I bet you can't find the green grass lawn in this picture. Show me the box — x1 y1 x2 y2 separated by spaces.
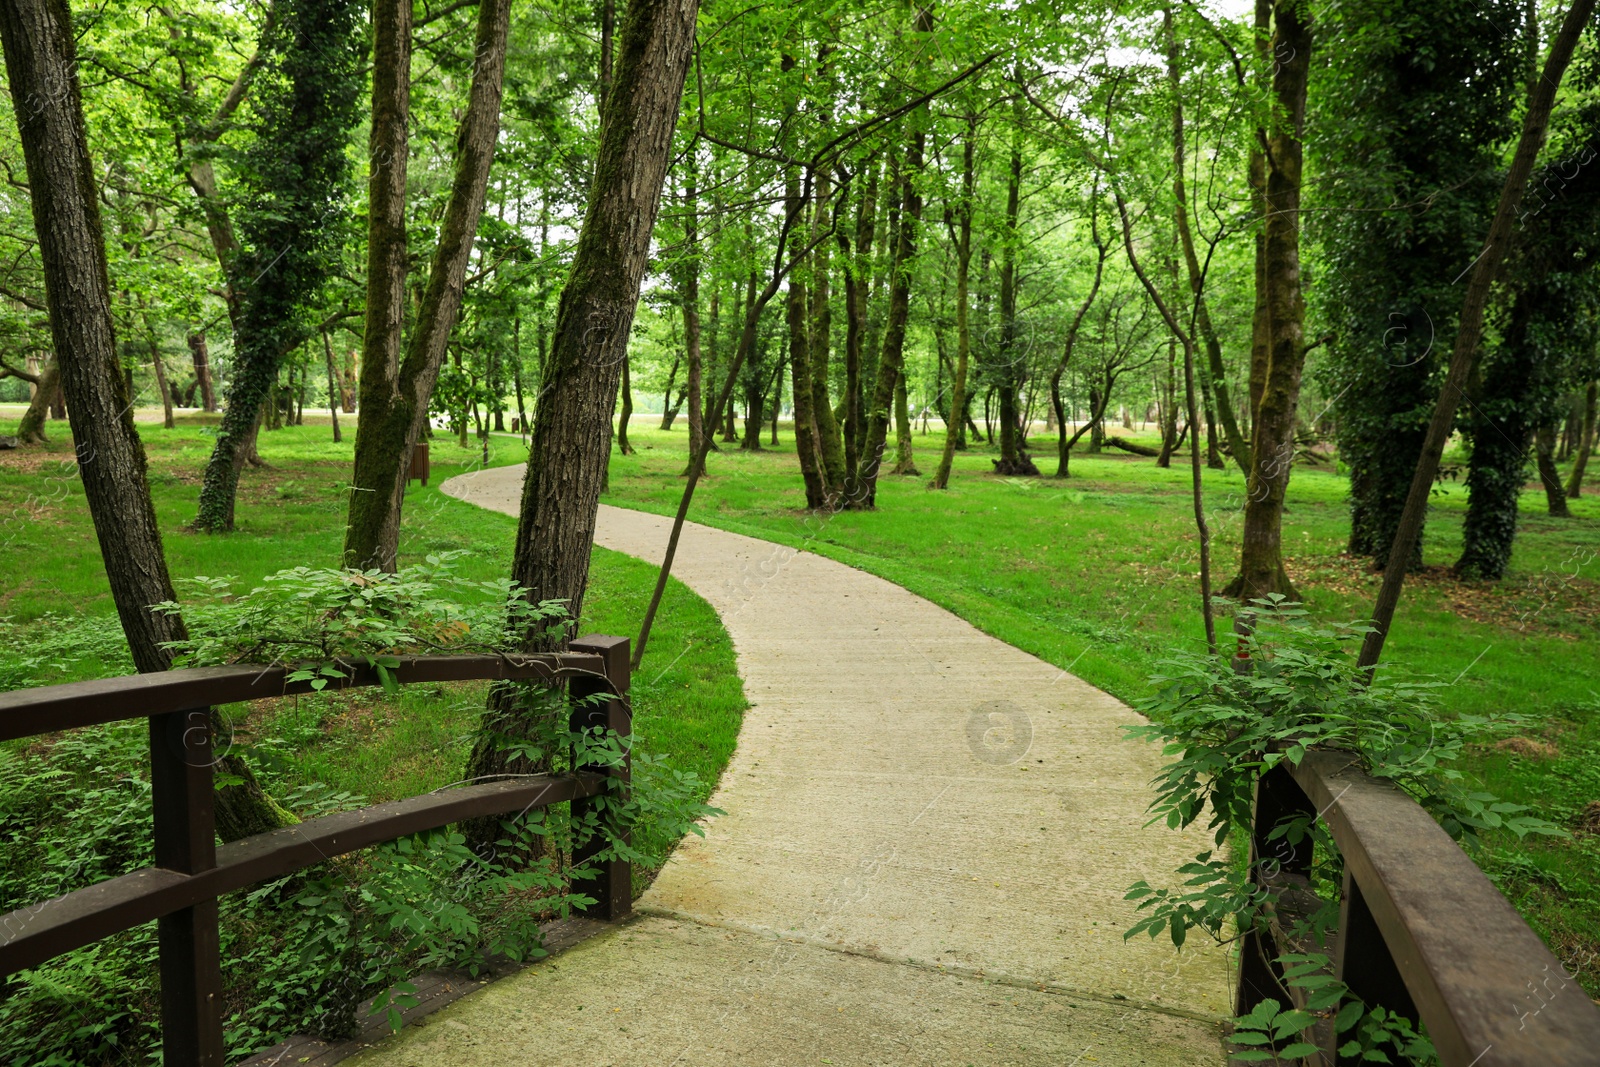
600 417 1600 991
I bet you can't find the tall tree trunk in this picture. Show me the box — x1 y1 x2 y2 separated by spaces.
995 103 1026 475
932 128 976 490
344 0 510 570
149 327 175 429
1156 336 1177 467
892 373 917 474
1 0 293 851
1224 0 1311 602
1567 379 1596 497
857 4 931 507
16 357 58 443
187 331 216 411
785 161 828 505
1052 190 1106 479
838 156 877 496
323 326 343 443
1248 0 1271 427
1166 8 1251 476
770 357 782 445
617 355 636 454
658 350 681 429
1200 371 1224 470
683 218 704 467
464 0 699 818
1537 422 1572 516
810 166 846 491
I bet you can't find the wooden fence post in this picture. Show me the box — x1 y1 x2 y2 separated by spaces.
149 707 224 1066
568 636 632 921
1236 761 1316 1017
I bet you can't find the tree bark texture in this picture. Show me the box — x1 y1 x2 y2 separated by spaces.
932 130 976 490
1225 0 1310 602
0 0 187 671
344 0 510 570
785 156 828 507
187 331 216 411
506 0 698 626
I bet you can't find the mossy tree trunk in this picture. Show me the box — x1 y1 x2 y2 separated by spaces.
1224 0 1310 602
344 0 511 570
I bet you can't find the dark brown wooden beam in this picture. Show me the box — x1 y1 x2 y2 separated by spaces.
1293 751 1600 1066
0 773 604 977
0 652 604 742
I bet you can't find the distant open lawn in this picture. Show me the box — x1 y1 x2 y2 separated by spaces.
601 416 1600 990
0 411 747 874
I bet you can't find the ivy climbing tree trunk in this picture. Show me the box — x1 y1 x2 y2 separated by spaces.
195 0 362 532
1358 0 1597 671
1 0 294 844
463 0 700 832
1224 0 1311 602
344 0 511 570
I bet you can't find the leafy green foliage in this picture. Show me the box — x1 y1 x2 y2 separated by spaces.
1126 598 1561 1064
155 551 573 684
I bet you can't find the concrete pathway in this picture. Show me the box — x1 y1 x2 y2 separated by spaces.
347 465 1229 1066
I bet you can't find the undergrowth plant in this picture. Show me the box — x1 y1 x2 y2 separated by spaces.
1124 597 1564 1065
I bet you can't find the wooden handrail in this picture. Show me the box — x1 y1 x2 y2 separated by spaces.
1239 750 1600 1066
0 651 608 742
0 638 633 1067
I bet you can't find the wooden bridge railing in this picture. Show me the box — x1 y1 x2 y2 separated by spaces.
0 636 632 1067
1238 749 1600 1066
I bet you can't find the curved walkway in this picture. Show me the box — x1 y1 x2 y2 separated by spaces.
350 465 1229 1066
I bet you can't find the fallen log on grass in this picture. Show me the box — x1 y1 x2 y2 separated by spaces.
1106 435 1161 457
